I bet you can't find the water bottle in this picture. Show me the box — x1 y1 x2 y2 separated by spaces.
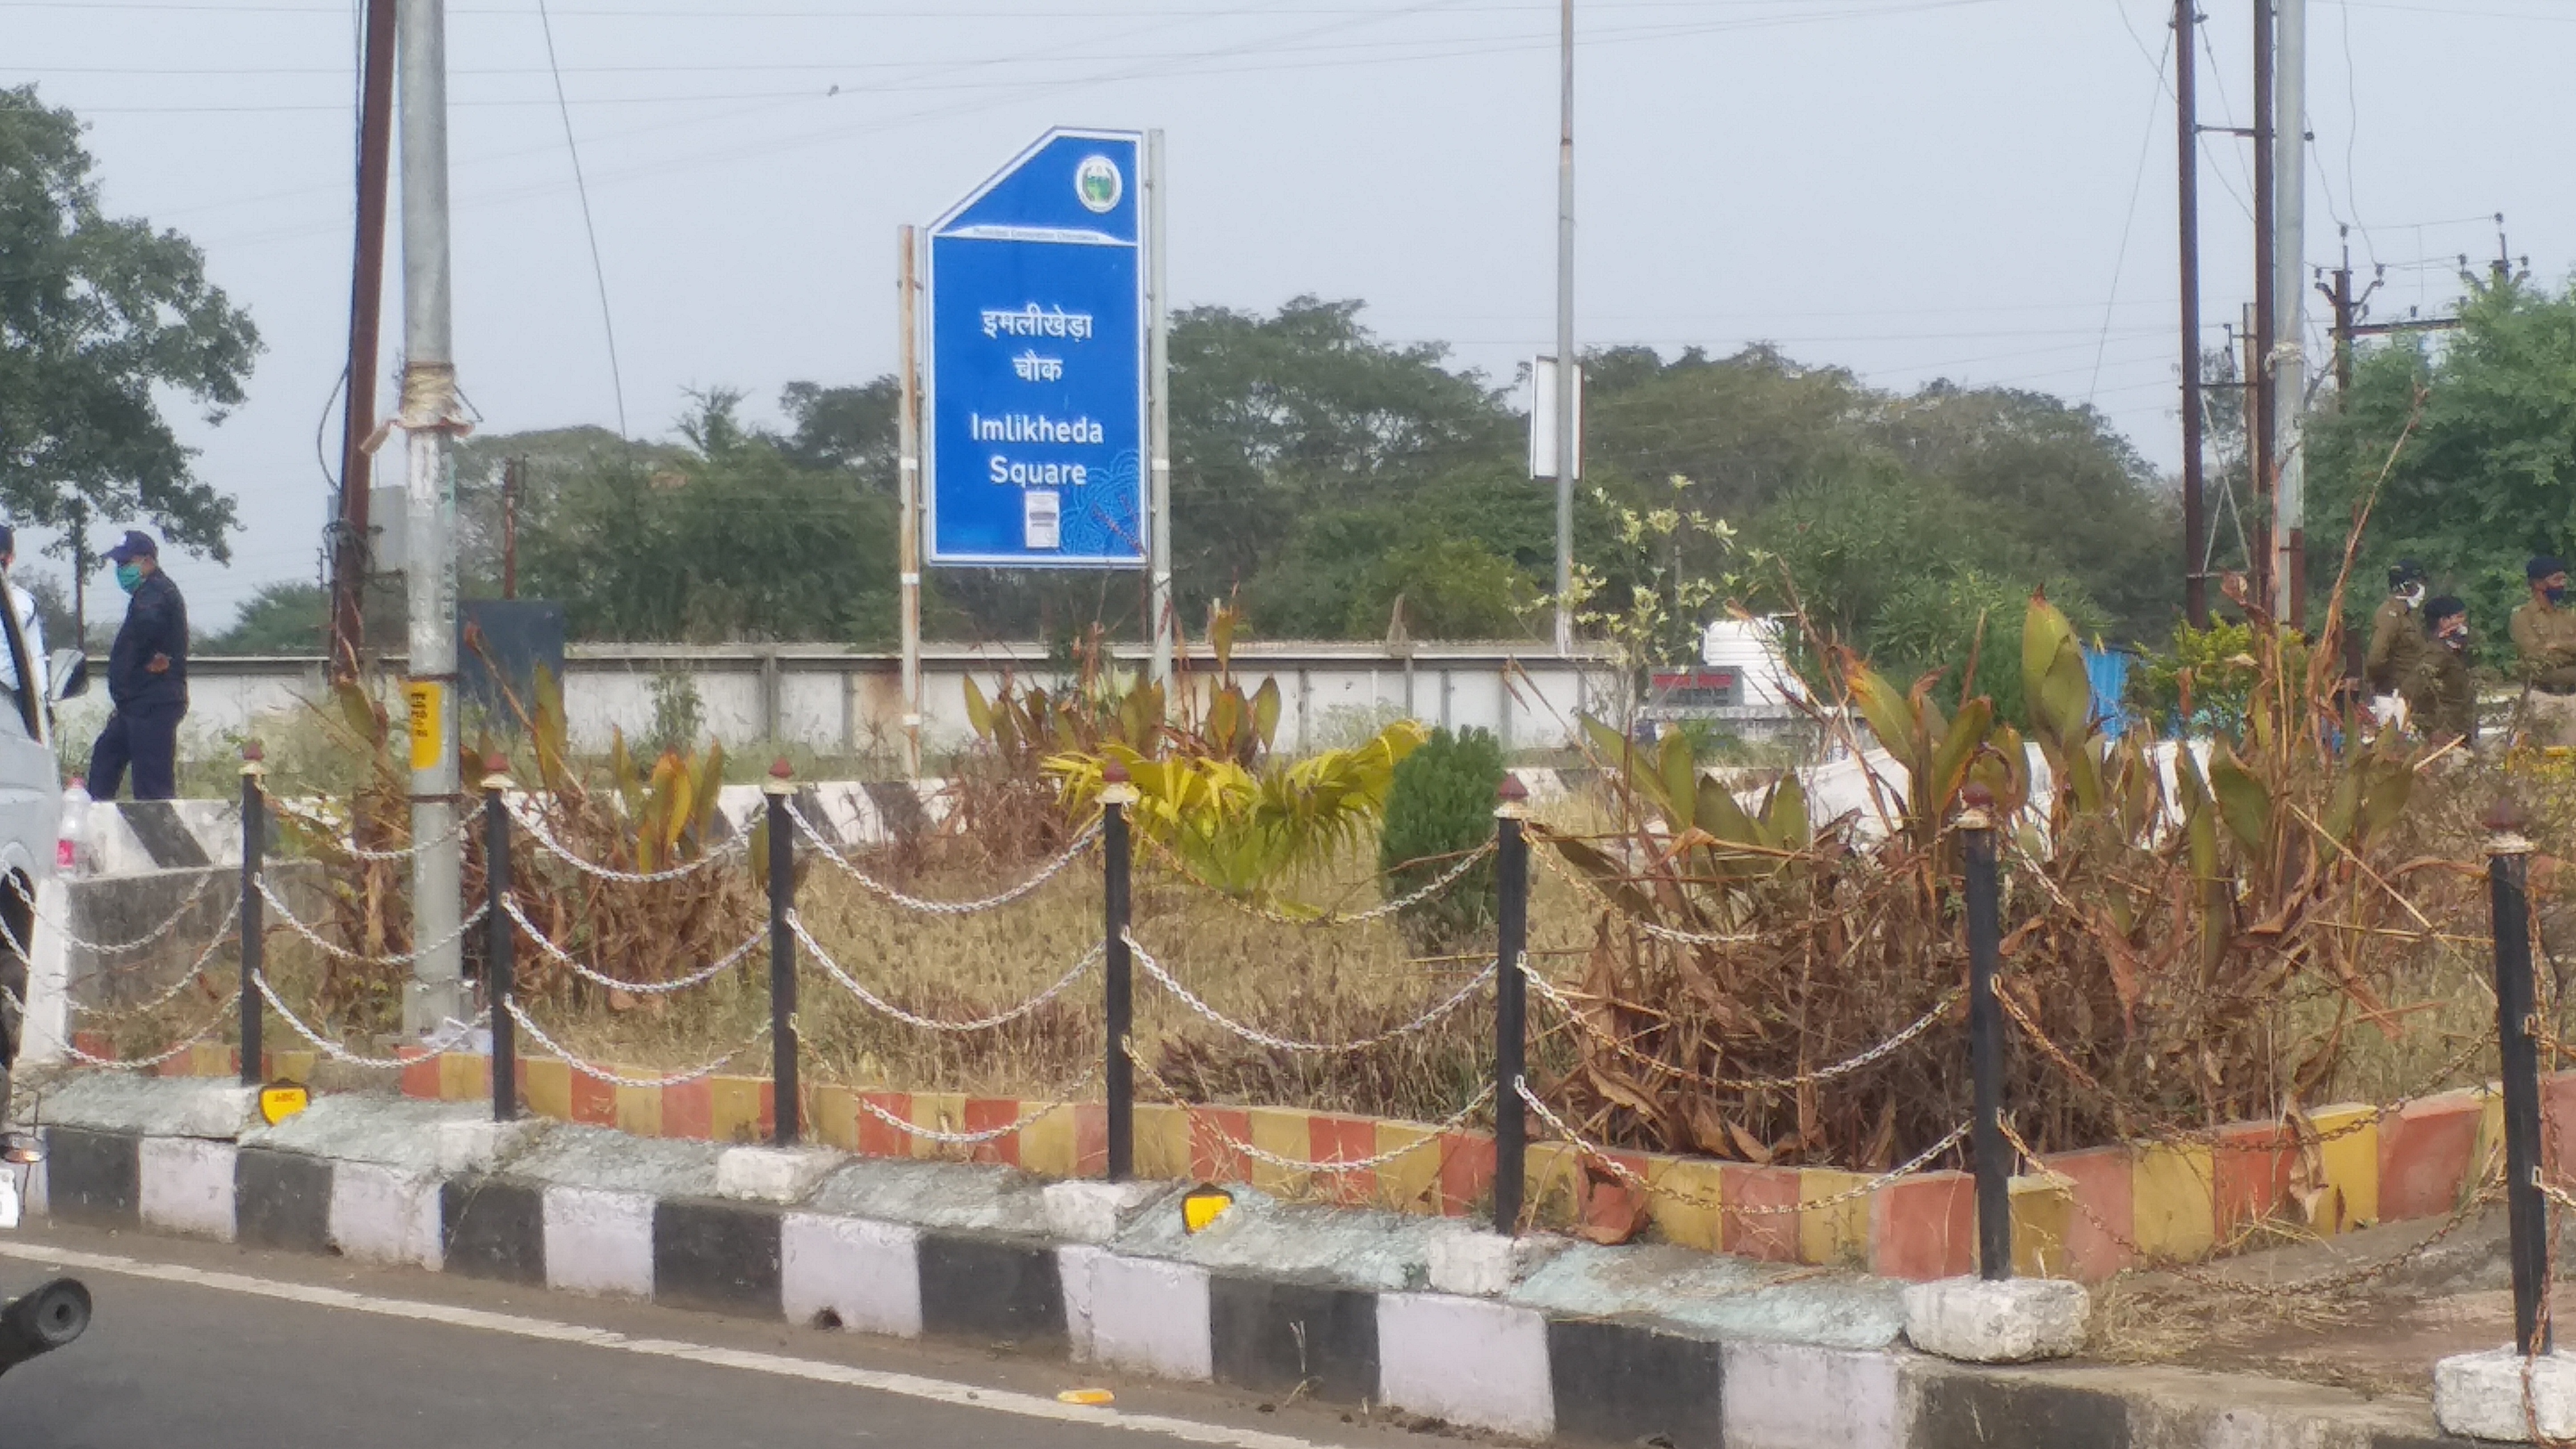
55 778 88 874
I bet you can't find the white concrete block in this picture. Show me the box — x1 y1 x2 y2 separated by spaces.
1042 1180 1159 1244
329 1162 443 1270
17 877 70 1068
138 1137 235 1240
2437 1348 2576 1442
716 1146 839 1204
542 1186 655 1299
1424 1229 1559 1298
21 1156 44 1221
1066 1250 1212 1382
782 1213 921 1337
1901 1276 2089 1363
173 1085 259 1140
1375 1293 1554 1438
1722 1342 1909 1449
435 1117 543 1176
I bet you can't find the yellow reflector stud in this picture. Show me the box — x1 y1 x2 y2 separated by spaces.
258 1081 311 1126
1056 1389 1114 1407
1181 1184 1234 1234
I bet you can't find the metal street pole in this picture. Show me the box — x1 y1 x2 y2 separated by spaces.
2175 0 2208 629
398 0 465 1034
2250 0 2276 612
2272 0 2308 628
1551 0 1576 657
330 0 396 683
897 225 924 782
1146 130 1175 693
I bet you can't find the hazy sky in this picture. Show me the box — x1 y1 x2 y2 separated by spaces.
5 0 2562 626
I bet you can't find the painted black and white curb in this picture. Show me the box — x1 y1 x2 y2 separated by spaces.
21 1098 2488 1449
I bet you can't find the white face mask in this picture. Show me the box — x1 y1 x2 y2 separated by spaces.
2401 583 2426 608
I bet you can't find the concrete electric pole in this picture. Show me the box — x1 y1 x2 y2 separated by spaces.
1551 0 1576 657
398 0 466 1034
2271 0 2307 627
2175 0 2208 628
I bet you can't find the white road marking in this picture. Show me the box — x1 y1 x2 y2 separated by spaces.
0 1239 1333 1449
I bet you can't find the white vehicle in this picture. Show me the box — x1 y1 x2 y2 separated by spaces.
0 587 94 1375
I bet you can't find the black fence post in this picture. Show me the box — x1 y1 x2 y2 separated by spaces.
1961 784 2011 1281
766 760 800 1147
482 756 517 1124
238 741 264 1087
1102 761 1136 1183
2486 796 2551 1356
1493 774 1531 1237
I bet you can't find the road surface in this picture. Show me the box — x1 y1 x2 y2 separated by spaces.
0 1223 1438 1449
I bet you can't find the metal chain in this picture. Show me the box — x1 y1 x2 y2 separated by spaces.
65 921 238 1022
1532 846 1761 946
7 871 214 955
503 1000 765 1089
506 799 749 884
1128 1045 1494 1172
852 1082 1095 1145
258 878 489 967
787 803 1099 916
1998 989 2487 1150
1125 930 1494 1053
501 898 761 996
1523 961 1961 1092
791 911 1100 1032
252 971 485 1069
1517 1078 1968 1215
269 802 472 864
55 989 243 1072
1140 833 1497 928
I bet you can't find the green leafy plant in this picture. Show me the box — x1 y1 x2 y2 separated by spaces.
1377 727 1505 950
2125 618 2261 737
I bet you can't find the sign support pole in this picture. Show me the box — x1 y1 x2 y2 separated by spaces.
1146 130 1175 693
897 225 924 782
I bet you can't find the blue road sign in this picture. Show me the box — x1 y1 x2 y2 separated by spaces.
925 129 1148 567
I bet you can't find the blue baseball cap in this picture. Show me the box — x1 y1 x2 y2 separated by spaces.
105 529 157 564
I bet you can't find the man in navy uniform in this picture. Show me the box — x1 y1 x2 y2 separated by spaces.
89 530 188 801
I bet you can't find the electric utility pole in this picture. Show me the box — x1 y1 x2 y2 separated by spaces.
2250 0 2275 614
2272 0 2307 627
399 0 465 1035
1551 0 1576 656
2176 0 2208 627
330 0 396 683
2317 228 2378 404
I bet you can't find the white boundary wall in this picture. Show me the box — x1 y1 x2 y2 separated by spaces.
166 642 1604 759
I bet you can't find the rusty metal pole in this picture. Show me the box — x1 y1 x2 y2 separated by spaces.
330 0 397 681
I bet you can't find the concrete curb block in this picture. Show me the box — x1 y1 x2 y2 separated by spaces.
20 1084 2495 1449
1901 1276 2090 1364
2435 1348 2576 1442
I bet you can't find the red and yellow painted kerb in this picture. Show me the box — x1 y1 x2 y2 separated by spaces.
93 1031 2550 1285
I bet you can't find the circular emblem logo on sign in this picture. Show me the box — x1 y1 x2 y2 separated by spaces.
1074 155 1122 214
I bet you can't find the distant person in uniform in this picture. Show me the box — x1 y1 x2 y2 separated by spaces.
2364 560 2428 731
88 531 187 801
2511 555 2576 748
2413 594 2476 749
0 526 46 703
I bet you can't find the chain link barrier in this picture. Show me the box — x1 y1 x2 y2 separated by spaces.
789 803 1098 916
64 921 236 1022
1516 1077 1969 1215
504 1000 766 1089
1523 959 1962 1092
7 871 213 956
852 1079 1097 1145
501 898 763 996
252 971 486 1069
790 911 1100 1032
54 988 243 1072
1531 845 1763 946
268 802 472 865
1125 930 1494 1054
257 878 489 968
1139 834 1496 929
504 799 750 884
1128 1045 1494 1173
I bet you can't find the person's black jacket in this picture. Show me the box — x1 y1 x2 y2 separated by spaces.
107 570 187 710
